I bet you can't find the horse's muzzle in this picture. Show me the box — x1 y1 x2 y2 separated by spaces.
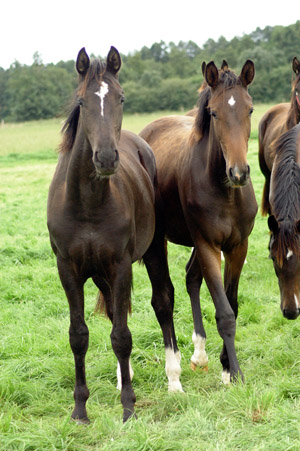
94 149 119 176
228 165 250 187
283 308 300 320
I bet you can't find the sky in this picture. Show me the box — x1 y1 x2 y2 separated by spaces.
1 0 298 69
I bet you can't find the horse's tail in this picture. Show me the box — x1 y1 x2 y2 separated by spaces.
94 290 132 317
95 290 106 315
261 178 271 216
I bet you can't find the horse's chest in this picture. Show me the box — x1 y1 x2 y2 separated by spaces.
49 218 129 270
189 196 255 247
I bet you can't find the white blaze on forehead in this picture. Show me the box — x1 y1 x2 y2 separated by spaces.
228 95 236 107
287 249 293 260
95 81 109 116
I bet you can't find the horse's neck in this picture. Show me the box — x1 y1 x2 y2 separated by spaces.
65 130 109 210
206 129 226 184
296 138 300 166
286 100 300 129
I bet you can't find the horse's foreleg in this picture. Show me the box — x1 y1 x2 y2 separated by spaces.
186 248 208 371
57 257 90 423
221 240 248 383
143 237 183 393
92 274 134 392
110 256 136 422
195 241 243 383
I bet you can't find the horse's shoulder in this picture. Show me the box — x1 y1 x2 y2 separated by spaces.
119 130 156 183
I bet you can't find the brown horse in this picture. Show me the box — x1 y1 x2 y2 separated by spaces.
267 124 300 319
259 57 300 215
47 47 160 422
140 60 257 385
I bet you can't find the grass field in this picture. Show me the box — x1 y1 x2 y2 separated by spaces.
1 106 300 450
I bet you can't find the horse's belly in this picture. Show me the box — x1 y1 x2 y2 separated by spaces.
133 209 155 260
165 222 193 247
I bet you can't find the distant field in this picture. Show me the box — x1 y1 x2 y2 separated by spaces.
1 106 300 450
0 104 268 161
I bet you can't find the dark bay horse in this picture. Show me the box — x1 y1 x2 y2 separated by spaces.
267 124 300 319
140 60 257 385
259 57 300 215
47 47 158 422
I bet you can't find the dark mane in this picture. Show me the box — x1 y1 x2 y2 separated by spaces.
194 68 240 140
59 59 107 154
286 72 300 129
271 124 300 263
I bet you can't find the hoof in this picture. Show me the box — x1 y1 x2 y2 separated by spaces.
123 408 136 423
168 381 184 393
71 416 90 425
190 361 208 372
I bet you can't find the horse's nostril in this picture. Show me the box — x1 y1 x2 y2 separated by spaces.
229 167 234 179
283 308 300 320
246 165 250 175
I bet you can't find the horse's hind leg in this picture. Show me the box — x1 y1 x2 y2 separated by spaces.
57 257 90 423
186 248 208 371
143 236 183 393
109 256 136 422
221 240 248 384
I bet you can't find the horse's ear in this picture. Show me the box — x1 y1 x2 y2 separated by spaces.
221 60 229 71
292 57 300 75
240 60 255 87
205 61 219 88
202 62 206 76
76 48 90 76
268 215 279 233
107 46 121 76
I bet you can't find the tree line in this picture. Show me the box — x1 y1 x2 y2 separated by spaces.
1 21 300 122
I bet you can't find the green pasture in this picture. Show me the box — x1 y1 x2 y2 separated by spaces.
1 107 300 450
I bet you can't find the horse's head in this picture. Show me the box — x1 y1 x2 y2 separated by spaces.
204 60 255 187
76 47 124 176
292 57 300 114
268 215 300 320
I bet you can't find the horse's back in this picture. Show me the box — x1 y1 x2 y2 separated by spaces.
259 103 290 171
185 108 197 117
140 115 194 163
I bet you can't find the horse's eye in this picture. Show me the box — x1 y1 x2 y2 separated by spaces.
211 111 217 119
78 98 83 107
249 107 254 116
120 95 125 104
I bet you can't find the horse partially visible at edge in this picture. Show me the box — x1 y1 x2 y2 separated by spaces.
267 124 300 319
258 57 300 320
259 57 300 215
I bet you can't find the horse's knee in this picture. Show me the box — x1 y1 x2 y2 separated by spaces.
216 311 236 338
151 294 174 324
110 325 132 359
69 321 89 355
